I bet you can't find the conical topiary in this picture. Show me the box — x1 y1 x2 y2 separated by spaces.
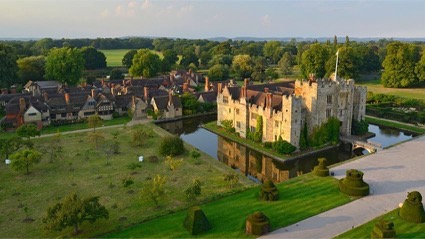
259 180 279 201
245 211 270 236
339 169 369 196
399 191 425 223
313 158 330 177
371 219 396 238
183 206 211 235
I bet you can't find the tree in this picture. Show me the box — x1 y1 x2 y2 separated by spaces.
415 53 425 84
164 155 183 171
88 131 105 150
31 38 54 55
16 124 40 141
381 42 420 88
17 56 46 83
87 114 102 132
223 173 239 189
81 47 106 69
181 92 200 115
109 69 124 80
0 43 18 88
161 49 178 72
180 50 199 68
278 52 293 77
158 136 185 156
266 68 279 81
232 54 254 79
10 149 42 174
131 125 154 146
40 131 63 163
140 174 166 206
43 193 109 235
0 136 30 160
129 49 161 78
45 47 85 85
263 41 281 63
122 49 137 68
208 64 230 81
300 43 330 78
326 46 362 79
184 179 201 201
251 57 268 82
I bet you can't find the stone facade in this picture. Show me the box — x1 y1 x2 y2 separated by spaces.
217 78 367 149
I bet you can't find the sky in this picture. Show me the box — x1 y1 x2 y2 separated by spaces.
1 0 425 39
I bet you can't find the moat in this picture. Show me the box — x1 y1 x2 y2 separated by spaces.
158 115 415 183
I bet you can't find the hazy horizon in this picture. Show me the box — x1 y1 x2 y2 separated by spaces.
1 0 425 39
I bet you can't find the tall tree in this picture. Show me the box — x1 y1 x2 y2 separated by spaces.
326 46 362 79
251 57 268 82
129 49 161 78
17 56 46 83
0 43 18 88
161 49 178 72
31 38 55 55
10 149 42 174
381 42 420 88
232 54 254 80
140 174 167 206
300 43 330 78
81 47 106 69
87 114 102 132
180 50 199 68
16 124 40 141
43 193 109 235
45 47 85 86
208 64 230 81
122 49 137 68
0 136 30 160
278 52 293 77
263 41 281 63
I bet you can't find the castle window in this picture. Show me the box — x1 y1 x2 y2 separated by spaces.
251 112 258 120
28 113 37 116
250 126 256 132
223 96 228 104
236 109 239 115
229 108 231 113
236 121 241 128
339 109 342 117
274 135 277 141
275 121 279 128
327 95 332 104
326 109 331 118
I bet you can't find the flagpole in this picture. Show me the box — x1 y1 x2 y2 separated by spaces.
334 50 339 80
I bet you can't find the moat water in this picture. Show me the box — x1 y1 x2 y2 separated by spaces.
158 115 415 183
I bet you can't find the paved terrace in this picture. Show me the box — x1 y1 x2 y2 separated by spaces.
261 135 425 239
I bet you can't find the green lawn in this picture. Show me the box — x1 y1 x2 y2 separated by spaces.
105 174 355 238
99 49 131 67
0 123 254 238
357 78 425 100
334 208 425 238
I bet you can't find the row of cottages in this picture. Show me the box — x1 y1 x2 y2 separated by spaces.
217 77 367 149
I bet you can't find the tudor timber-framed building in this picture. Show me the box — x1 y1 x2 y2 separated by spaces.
217 78 367 149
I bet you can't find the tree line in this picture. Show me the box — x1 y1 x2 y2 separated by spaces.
2 36 425 89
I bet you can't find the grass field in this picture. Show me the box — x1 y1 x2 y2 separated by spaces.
357 79 425 100
365 116 425 134
0 123 254 238
334 208 425 238
99 49 131 67
105 173 355 238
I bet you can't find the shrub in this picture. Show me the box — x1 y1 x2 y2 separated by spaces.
184 179 202 201
190 150 201 159
158 136 185 156
127 162 142 170
224 173 239 189
263 142 273 149
351 119 369 136
272 137 296 154
399 191 425 223
121 176 134 188
164 156 183 171
245 212 270 236
338 169 369 196
259 180 279 201
220 120 234 132
371 219 396 239
145 155 159 163
183 206 211 235
313 158 330 177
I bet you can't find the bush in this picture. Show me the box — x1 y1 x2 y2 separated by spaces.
339 169 369 196
351 119 369 136
263 142 273 149
220 120 234 133
259 180 279 201
245 212 270 236
313 158 330 177
399 191 425 223
121 176 134 187
145 155 159 163
158 136 185 156
127 162 142 170
190 150 201 159
272 137 296 155
184 179 202 201
109 69 124 80
183 206 211 235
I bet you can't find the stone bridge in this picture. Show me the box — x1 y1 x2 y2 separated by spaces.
340 135 382 153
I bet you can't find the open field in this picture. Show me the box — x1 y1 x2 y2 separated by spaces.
105 173 355 238
357 79 425 100
99 49 131 67
0 123 254 238
334 208 425 238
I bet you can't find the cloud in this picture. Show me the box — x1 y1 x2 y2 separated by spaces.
177 5 194 17
128 1 137 9
115 5 123 15
100 9 109 18
262 14 271 27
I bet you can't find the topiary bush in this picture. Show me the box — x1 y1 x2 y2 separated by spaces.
339 169 369 196
245 211 270 236
259 180 279 201
313 158 330 177
371 219 396 239
399 191 425 223
272 137 296 155
183 206 211 235
158 136 185 156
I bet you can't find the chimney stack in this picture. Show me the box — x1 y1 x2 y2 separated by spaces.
101 78 105 86
244 78 249 87
168 91 173 106
19 98 26 112
188 69 193 75
170 74 175 83
183 83 189 92
144 87 150 101
204 77 210 92
65 93 70 104
43 92 48 102
217 83 223 94
1 88 8 95
264 87 269 93
91 89 97 98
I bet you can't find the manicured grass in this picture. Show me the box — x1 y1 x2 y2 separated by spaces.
365 116 425 134
105 173 354 238
99 49 131 67
334 208 425 238
357 79 425 100
0 123 254 238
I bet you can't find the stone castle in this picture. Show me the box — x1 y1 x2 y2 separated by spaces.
217 77 367 149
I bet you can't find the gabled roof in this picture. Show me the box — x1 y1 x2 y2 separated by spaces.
114 95 132 108
0 93 31 103
197 91 217 103
152 95 182 111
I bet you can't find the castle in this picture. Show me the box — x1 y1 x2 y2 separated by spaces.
217 77 367 149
